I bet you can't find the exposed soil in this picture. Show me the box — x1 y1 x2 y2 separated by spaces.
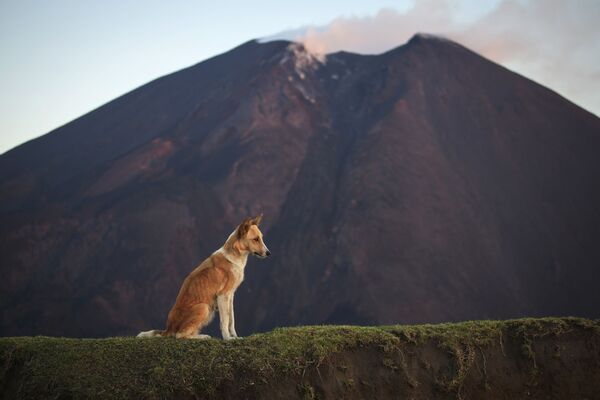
275 329 600 400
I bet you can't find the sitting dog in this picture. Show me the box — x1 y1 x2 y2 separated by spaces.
137 215 270 339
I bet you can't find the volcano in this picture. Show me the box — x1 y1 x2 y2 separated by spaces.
1 34 599 337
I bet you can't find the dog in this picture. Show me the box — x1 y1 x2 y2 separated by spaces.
137 215 270 339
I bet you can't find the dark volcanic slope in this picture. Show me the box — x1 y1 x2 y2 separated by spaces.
1 35 599 337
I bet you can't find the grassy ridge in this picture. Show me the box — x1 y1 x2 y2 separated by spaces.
1 317 599 399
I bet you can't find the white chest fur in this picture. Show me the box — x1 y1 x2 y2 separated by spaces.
230 263 245 288
214 247 247 289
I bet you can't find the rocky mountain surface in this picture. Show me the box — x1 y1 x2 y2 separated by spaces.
1 34 599 337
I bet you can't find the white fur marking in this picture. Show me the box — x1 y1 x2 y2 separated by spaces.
217 295 232 340
137 330 160 338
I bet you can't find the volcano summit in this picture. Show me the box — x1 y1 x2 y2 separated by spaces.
1 35 599 337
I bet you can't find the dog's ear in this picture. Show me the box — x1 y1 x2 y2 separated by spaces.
251 214 263 226
236 217 252 239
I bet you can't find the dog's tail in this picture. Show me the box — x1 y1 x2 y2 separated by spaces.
136 329 165 338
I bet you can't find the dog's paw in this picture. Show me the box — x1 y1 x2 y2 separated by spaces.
184 334 211 339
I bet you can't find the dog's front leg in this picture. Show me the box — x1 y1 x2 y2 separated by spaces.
217 295 232 340
228 293 238 338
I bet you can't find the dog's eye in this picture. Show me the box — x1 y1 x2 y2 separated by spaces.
254 238 260 242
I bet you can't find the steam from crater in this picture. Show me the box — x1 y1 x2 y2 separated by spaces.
267 0 600 116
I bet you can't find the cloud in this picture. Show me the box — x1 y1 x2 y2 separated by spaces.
267 0 600 116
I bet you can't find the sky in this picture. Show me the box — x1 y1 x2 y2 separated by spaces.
1 0 598 155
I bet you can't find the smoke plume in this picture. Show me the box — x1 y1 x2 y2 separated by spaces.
268 0 600 116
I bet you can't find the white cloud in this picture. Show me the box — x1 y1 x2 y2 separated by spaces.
268 0 600 116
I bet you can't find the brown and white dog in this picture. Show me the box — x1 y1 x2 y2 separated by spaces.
137 215 270 340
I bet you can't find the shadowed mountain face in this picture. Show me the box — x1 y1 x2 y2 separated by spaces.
1 35 599 337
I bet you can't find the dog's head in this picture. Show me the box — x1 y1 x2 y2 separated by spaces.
235 214 271 258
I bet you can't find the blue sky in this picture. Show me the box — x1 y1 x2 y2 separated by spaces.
1 0 597 154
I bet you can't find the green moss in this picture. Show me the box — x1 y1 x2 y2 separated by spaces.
0 317 597 399
382 357 398 370
297 382 316 400
343 378 355 388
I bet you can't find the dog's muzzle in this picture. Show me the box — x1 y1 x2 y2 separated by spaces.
254 250 271 258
